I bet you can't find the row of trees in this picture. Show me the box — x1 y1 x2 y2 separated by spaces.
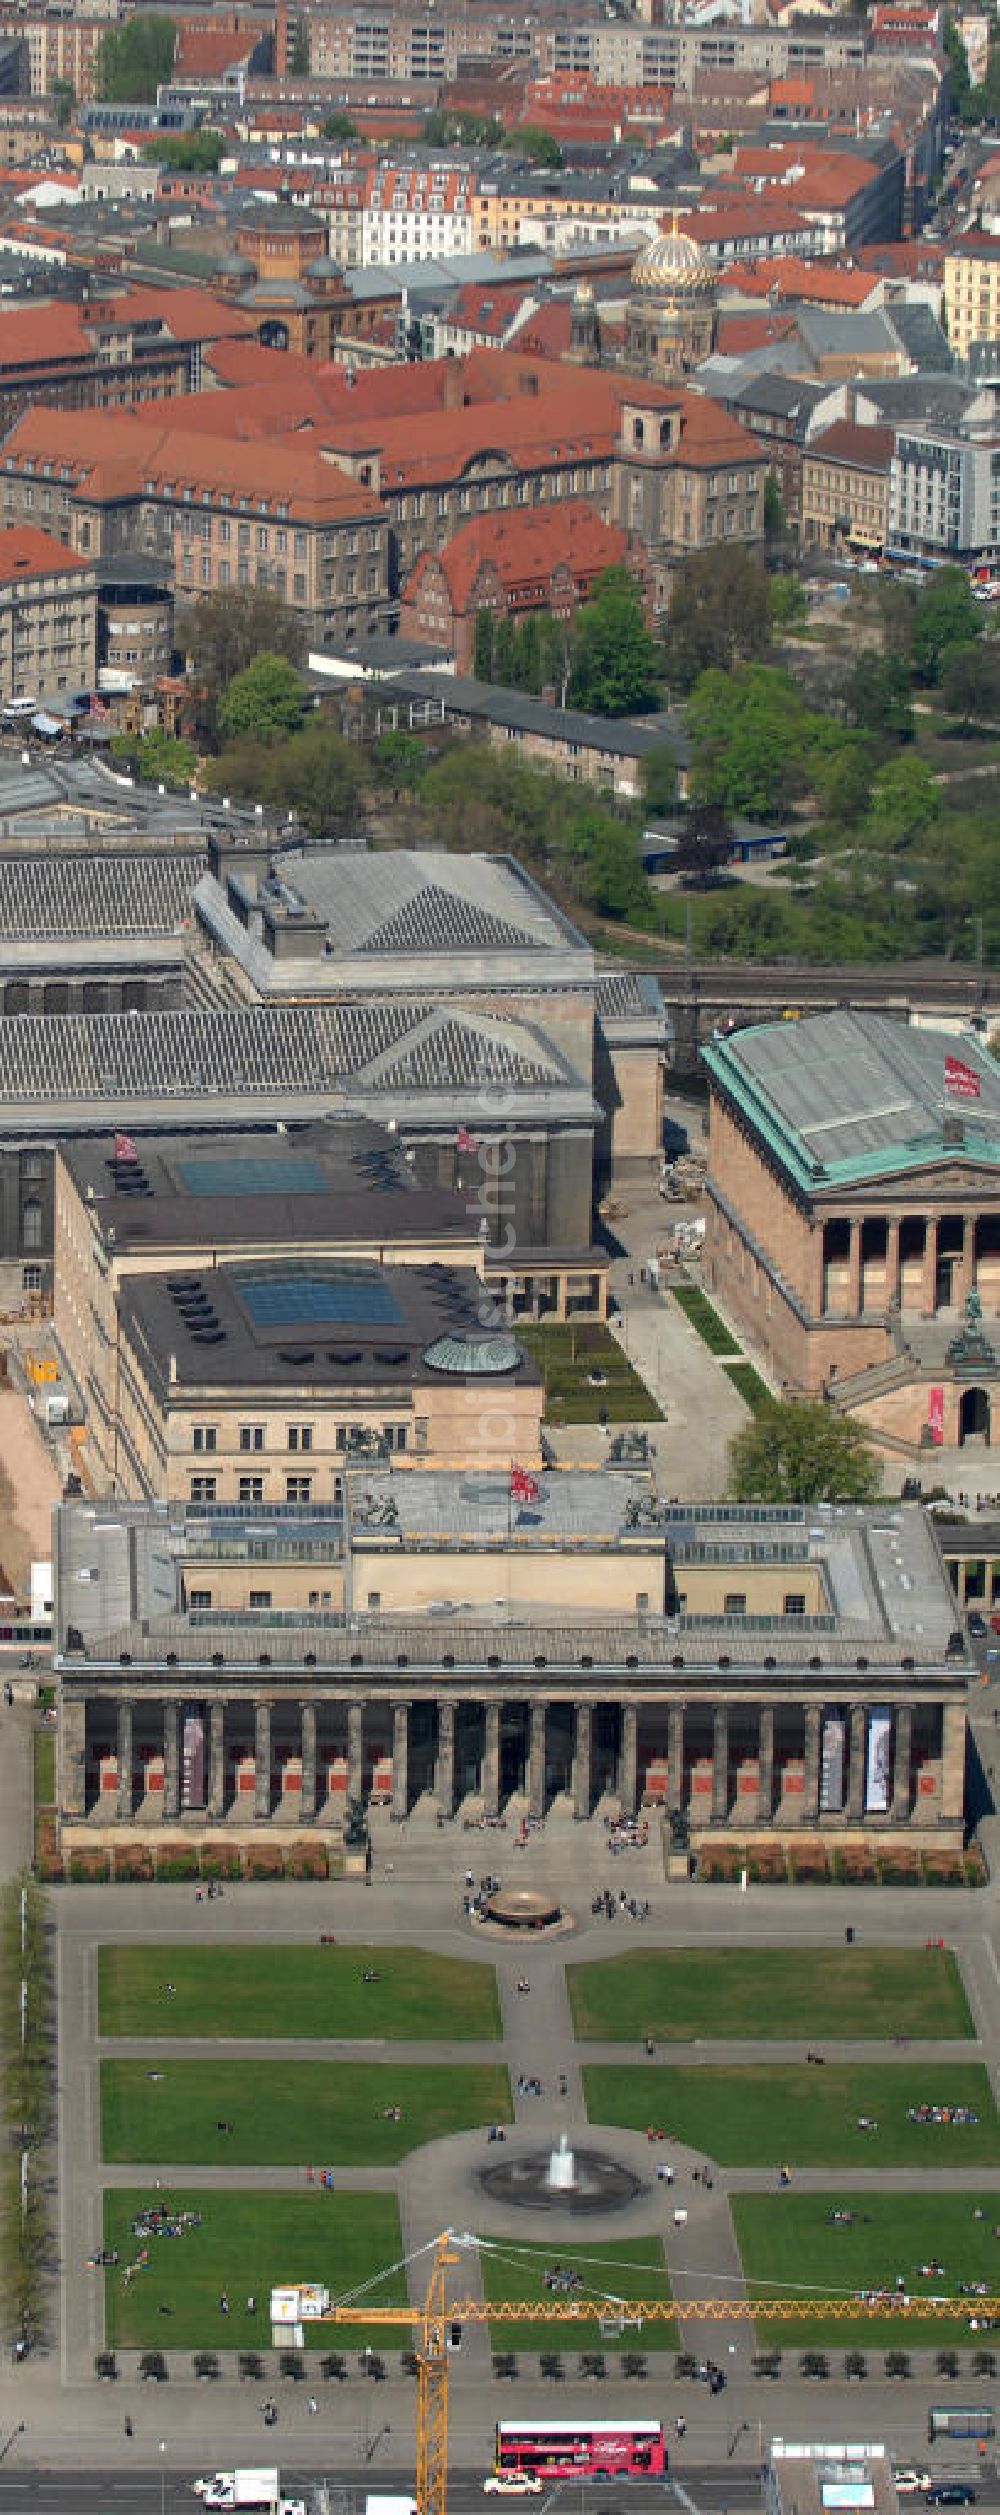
0 1875 54 2352
473 569 661 718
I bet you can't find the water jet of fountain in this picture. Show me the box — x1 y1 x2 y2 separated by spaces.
546 2133 576 2193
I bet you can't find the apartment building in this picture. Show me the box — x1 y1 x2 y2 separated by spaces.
888 421 1000 567
0 287 253 441
0 10 110 97
0 522 96 700
801 418 894 552
944 230 1000 359
299 2 869 89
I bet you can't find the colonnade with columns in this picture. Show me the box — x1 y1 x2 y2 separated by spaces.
58 1688 967 1832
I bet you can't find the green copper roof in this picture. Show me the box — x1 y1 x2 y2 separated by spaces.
702 1008 1000 1193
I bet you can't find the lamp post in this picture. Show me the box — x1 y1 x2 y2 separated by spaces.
159 2438 166 2515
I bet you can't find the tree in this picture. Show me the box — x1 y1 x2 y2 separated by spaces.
179 586 305 743
763 473 788 539
370 729 426 796
670 800 733 885
913 566 983 684
769 573 807 630
868 752 940 849
687 664 806 818
641 743 678 821
95 14 176 102
146 129 225 172
51 74 75 125
813 737 874 826
940 637 1000 728
666 546 773 691
289 16 310 70
729 1401 881 1505
321 110 358 142
217 653 306 746
844 651 914 742
109 728 197 788
569 568 659 717
422 108 502 146
944 12 974 117
503 123 562 166
473 608 495 682
268 719 363 842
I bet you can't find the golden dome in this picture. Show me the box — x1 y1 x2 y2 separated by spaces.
631 222 715 299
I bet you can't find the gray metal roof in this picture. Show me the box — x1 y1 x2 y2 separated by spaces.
0 850 203 939
706 1008 1000 1186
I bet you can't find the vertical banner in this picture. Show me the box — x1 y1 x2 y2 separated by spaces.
927 1386 945 1446
865 1708 892 1814
820 1711 846 1813
182 1706 206 1809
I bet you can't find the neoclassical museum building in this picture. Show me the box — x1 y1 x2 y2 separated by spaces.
703 1008 1000 1452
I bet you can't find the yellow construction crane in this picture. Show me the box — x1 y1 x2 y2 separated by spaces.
275 2231 1000 2515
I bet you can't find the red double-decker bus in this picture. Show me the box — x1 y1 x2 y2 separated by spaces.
495 2422 668 2480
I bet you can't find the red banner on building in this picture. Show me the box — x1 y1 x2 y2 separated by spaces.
927 1386 945 1445
945 1052 982 1101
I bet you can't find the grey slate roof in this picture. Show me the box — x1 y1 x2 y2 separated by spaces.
0 998 594 1131
0 851 203 939
886 302 952 375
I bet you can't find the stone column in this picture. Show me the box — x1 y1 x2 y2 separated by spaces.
757 1704 774 1823
300 1702 316 1821
668 1704 685 1814
59 1694 86 1816
209 1701 225 1819
848 1218 862 1316
436 1700 455 1818
803 1704 821 1822
886 1217 901 1313
712 1704 729 1822
347 1700 364 1803
117 1700 132 1821
254 1703 271 1820
922 1219 937 1315
940 1701 967 1821
528 1699 546 1820
620 1702 638 1819
893 1705 913 1823
393 1701 409 1819
847 1704 867 1820
162 1701 179 1820
956 1217 974 1308
483 1701 501 1818
573 1703 592 1820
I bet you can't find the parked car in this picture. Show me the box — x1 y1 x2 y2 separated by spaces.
894 2473 932 2496
967 1612 987 1638
926 2488 976 2505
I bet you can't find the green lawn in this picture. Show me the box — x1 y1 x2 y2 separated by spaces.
517 1323 661 1424
732 2189 1000 2350
478 2234 677 2353
723 1359 773 1414
101 2058 511 2165
584 2062 999 2166
32 1728 54 1807
567 1947 973 2043
97 1945 501 2041
103 2188 407 2353
670 1284 741 1357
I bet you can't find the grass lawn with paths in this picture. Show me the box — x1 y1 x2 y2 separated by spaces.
732 2189 1000 2350
98 1944 501 2041
517 1323 660 1424
103 2188 406 2353
567 1947 973 2043
102 2058 512 2165
478 2234 677 2353
583 2062 1000 2166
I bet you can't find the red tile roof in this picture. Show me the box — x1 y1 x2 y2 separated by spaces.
808 419 895 471
0 524 90 583
408 497 629 612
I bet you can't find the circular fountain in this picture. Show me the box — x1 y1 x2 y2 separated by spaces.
479 2133 642 2215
